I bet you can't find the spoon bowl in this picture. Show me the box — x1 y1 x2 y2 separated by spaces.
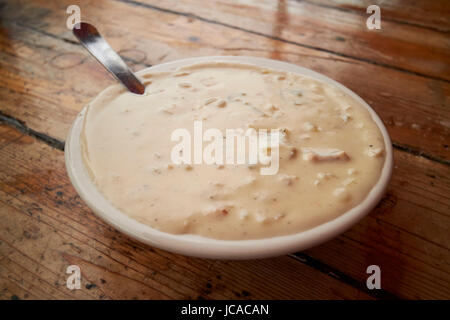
73 22 145 95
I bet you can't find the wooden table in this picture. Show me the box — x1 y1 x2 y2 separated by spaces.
0 0 448 300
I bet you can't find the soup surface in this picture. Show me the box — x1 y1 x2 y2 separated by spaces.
81 62 386 240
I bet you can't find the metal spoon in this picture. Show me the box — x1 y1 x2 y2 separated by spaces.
73 22 145 95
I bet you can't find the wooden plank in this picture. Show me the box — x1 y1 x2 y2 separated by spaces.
0 0 448 162
305 0 450 32
0 124 374 300
328 144 449 293
1 119 449 299
129 0 450 81
305 145 450 299
0 275 40 300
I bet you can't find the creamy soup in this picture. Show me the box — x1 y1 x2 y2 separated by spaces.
81 62 386 240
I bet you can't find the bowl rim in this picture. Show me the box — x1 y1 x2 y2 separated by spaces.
65 55 393 259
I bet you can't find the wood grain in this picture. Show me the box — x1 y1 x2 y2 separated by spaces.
305 0 450 32
0 0 449 300
1 122 449 299
0 124 373 300
0 0 448 161
130 0 450 81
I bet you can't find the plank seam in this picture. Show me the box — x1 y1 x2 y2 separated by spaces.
289 253 399 299
0 110 65 151
392 142 450 166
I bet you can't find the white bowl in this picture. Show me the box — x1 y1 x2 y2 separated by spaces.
65 56 393 260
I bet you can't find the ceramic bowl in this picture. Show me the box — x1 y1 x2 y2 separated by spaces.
65 56 393 259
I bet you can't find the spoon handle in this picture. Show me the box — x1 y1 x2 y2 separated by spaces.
73 22 145 95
